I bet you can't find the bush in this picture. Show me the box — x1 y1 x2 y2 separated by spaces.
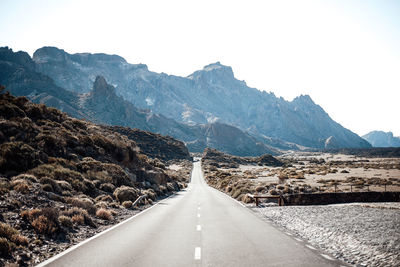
113 186 139 203
67 197 96 215
255 186 265 192
0 237 12 257
71 215 84 225
20 207 60 236
0 222 18 240
59 215 73 228
31 215 57 235
96 208 113 220
122 201 132 209
269 189 278 195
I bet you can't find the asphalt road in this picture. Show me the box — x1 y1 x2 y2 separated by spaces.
38 160 344 267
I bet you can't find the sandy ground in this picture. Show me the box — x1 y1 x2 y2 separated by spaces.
250 202 400 267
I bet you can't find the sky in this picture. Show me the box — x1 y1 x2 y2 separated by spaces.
1 0 399 136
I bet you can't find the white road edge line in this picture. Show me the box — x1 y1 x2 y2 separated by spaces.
197 225 201 231
285 232 292 236
294 237 303 242
320 254 335 261
194 247 201 260
306 244 316 250
36 193 179 267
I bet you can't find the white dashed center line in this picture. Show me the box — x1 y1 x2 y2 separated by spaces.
196 225 201 231
194 247 201 260
197 213 201 218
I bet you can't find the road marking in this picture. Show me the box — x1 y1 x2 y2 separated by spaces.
194 247 201 260
320 254 335 261
197 213 201 218
306 244 316 250
294 237 302 242
197 225 201 231
36 192 179 267
285 232 292 236
198 207 201 210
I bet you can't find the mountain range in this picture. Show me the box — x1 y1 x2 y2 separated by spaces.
0 46 371 155
362 131 400 147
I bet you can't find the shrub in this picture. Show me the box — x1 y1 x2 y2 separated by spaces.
99 183 115 193
0 222 18 240
31 215 57 235
61 207 96 228
11 234 28 246
58 215 73 228
42 183 53 192
20 207 60 236
96 208 113 220
71 215 84 225
0 237 12 257
122 201 132 209
269 189 278 195
67 197 96 215
255 186 265 192
113 186 139 203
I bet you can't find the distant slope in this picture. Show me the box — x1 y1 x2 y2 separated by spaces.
362 131 400 147
32 46 371 149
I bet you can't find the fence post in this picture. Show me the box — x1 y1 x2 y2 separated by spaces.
367 185 369 192
350 184 352 193
334 184 337 193
385 184 386 192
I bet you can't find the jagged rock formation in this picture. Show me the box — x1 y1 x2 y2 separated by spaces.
362 131 400 147
32 46 371 149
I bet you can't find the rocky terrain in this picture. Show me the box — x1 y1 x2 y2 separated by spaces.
363 131 400 147
252 203 400 267
0 89 192 266
202 150 400 203
31 46 371 149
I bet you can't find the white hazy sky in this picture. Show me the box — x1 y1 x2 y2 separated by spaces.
1 0 399 136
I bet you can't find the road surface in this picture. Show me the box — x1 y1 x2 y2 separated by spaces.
38 160 344 266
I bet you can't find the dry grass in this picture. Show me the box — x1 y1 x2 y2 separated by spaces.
96 208 113 220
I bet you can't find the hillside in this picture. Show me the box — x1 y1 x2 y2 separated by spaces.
0 89 191 265
32 47 371 149
362 131 400 147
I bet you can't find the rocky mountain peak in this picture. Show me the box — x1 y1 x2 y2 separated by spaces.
292 94 315 105
32 46 67 63
0 46 35 70
92 76 116 97
188 62 234 81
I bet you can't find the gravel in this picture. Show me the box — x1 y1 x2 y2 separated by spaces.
250 202 400 267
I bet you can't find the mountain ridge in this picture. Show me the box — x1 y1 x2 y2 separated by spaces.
362 131 400 147
0 47 278 156
31 46 370 149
